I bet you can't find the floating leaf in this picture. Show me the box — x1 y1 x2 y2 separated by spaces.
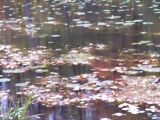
3 69 26 74
0 78 11 82
131 66 160 73
132 41 152 45
101 118 111 120
35 69 49 73
30 65 47 70
15 82 29 87
112 112 126 116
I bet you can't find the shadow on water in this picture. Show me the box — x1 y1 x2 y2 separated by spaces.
54 64 91 77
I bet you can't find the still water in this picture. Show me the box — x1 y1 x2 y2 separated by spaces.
0 0 160 120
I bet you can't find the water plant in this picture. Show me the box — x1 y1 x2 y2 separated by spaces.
1 96 32 120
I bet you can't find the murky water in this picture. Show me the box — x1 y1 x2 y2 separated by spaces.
0 0 160 120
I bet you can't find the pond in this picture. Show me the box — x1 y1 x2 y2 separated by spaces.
0 0 160 120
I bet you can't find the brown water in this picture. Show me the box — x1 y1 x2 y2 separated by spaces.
0 0 160 120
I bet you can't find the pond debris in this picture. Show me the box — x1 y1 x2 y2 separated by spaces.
0 78 11 82
131 65 160 73
145 106 157 113
15 70 160 113
0 43 156 112
17 73 114 107
0 43 159 112
118 103 145 114
55 49 94 65
0 44 52 72
100 118 111 120
35 69 49 74
15 82 30 87
112 112 126 116
3 68 26 74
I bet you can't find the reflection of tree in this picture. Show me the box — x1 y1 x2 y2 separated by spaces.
24 0 34 48
76 107 94 120
2 0 7 19
63 3 73 47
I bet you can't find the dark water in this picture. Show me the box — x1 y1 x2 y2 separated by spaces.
0 0 160 120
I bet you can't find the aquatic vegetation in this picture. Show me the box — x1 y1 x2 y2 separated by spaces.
1 96 32 120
